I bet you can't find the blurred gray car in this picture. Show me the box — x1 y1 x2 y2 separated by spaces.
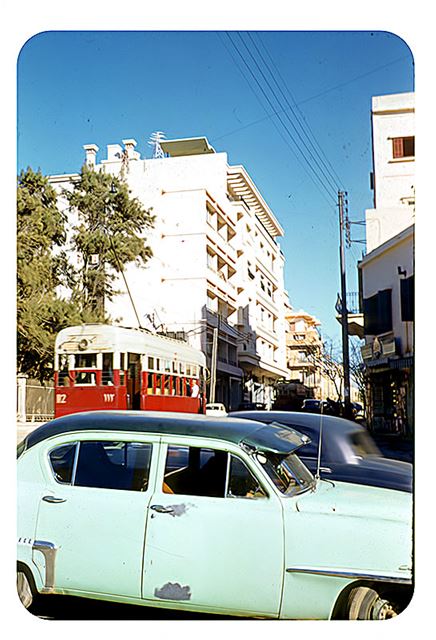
229 410 412 493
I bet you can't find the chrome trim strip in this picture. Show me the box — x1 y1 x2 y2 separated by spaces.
33 540 58 590
286 567 412 585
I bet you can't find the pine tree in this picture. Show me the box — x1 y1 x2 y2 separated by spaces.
17 168 80 381
65 165 154 319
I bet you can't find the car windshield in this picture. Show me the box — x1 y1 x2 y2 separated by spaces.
349 431 381 457
256 451 315 496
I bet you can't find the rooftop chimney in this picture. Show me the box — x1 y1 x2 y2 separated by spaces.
83 144 99 167
122 138 140 160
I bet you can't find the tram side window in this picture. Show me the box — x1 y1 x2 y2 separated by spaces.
147 373 153 394
58 355 70 387
155 373 163 394
102 353 114 385
163 375 172 395
119 353 126 386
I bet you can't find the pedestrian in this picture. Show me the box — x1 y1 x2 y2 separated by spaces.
191 379 200 398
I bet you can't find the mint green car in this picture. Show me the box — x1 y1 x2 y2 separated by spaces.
17 411 413 619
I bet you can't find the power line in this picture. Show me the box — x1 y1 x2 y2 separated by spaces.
212 50 410 143
243 31 341 194
218 31 335 209
225 32 337 206
252 32 345 191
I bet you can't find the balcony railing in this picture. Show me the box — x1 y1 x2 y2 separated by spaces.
345 292 361 315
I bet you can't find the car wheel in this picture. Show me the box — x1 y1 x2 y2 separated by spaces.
17 570 34 609
347 586 399 619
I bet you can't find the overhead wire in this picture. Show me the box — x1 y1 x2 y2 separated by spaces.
243 31 341 196
251 31 345 192
223 31 337 207
212 52 410 143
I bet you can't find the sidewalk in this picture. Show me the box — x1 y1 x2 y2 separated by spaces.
16 421 46 444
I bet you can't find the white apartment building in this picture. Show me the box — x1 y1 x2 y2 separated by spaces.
50 136 289 410
358 92 415 434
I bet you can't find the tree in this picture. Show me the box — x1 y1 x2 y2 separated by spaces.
349 336 368 411
65 165 155 319
17 168 80 381
306 337 344 401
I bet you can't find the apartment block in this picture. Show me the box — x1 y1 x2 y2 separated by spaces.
50 136 289 410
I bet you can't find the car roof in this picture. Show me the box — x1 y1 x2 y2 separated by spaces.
22 410 310 455
229 410 363 436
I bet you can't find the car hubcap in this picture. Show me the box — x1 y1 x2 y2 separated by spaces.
373 598 397 619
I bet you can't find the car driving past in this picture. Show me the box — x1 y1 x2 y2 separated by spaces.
17 411 412 619
229 410 412 493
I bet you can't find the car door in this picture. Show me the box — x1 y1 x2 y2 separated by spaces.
34 434 160 598
141 437 284 617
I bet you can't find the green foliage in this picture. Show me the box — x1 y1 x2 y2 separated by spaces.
65 165 154 318
17 165 155 381
17 168 80 381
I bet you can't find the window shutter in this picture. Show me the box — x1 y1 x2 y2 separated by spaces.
392 138 404 158
401 276 414 321
378 289 392 334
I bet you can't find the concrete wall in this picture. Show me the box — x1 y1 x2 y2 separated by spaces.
366 92 415 252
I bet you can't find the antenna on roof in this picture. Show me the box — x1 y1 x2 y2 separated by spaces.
315 401 324 482
148 131 166 159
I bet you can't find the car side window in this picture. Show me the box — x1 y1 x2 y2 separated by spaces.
162 446 266 499
74 441 152 491
228 455 267 498
49 443 77 484
163 445 228 498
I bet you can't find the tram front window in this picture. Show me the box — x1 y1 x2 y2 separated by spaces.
75 371 96 385
75 354 97 368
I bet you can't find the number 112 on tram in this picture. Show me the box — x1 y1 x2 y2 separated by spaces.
54 324 207 417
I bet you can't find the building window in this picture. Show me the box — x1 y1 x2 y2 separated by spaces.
392 136 415 159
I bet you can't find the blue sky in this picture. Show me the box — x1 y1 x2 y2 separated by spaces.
17 30 414 342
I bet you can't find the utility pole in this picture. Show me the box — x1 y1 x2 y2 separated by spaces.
209 326 218 403
338 190 352 418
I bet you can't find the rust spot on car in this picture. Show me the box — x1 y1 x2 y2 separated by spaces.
168 504 189 517
154 582 192 600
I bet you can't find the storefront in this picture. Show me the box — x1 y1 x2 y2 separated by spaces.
365 355 413 436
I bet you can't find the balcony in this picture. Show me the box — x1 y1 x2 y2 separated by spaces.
336 291 364 338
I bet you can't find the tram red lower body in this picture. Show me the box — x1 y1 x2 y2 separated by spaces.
54 386 203 417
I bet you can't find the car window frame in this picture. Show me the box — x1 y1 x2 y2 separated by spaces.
157 436 271 500
48 441 79 486
42 432 161 493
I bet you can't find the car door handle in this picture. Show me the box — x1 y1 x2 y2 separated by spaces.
42 495 67 504
150 504 175 514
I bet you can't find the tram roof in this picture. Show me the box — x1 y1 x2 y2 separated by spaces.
20 410 309 456
55 324 205 365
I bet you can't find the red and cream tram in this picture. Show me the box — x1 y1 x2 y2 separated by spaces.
54 324 206 417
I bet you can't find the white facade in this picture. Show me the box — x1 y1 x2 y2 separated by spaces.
365 92 415 252
361 92 415 354
359 92 415 434
50 137 289 410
